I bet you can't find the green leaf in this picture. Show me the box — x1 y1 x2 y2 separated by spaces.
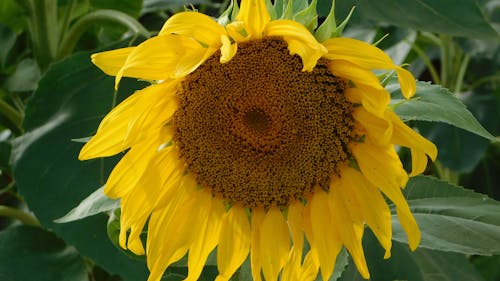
339 230 486 281
0 0 26 32
0 225 88 281
391 80 497 142
414 91 498 173
11 51 149 281
90 0 143 18
391 176 500 255
55 185 118 223
351 0 499 39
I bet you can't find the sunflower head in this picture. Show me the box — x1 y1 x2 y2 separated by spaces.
80 1 437 280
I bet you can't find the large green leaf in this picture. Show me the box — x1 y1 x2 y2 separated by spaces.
328 0 499 39
0 225 88 281
55 185 118 223
339 230 486 281
391 176 500 255
11 51 149 280
390 80 497 142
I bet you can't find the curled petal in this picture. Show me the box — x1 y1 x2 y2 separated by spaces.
265 20 327 71
386 110 437 176
114 35 215 88
160 12 227 47
323 37 416 98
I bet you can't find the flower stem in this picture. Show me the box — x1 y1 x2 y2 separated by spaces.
0 205 40 226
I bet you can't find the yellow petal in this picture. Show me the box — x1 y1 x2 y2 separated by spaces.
386 110 437 175
79 82 178 159
114 35 213 88
119 148 183 253
236 0 270 38
216 206 250 281
91 47 134 76
308 190 342 281
323 37 416 98
159 11 226 47
251 208 265 281
225 21 247 42
288 201 305 254
185 192 224 281
351 142 408 192
220 35 238 63
104 131 170 199
409 148 429 176
337 167 392 258
396 203 421 250
265 20 327 71
299 251 320 281
353 107 393 145
260 207 290 281
328 188 370 279
146 187 195 281
328 60 384 91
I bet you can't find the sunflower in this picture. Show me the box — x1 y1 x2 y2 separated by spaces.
79 0 437 280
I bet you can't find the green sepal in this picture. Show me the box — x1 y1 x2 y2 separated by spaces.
314 0 336 42
315 1 356 41
274 0 286 18
265 0 277 20
281 0 309 20
293 0 319 32
217 0 234 26
334 6 356 37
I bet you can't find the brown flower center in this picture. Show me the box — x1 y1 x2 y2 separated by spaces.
173 37 356 208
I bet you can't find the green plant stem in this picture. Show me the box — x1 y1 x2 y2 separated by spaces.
25 0 59 71
57 9 150 59
0 99 23 133
59 0 78 44
0 205 40 226
454 54 470 94
412 43 441 84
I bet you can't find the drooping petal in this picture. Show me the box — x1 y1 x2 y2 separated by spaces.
328 188 370 279
369 171 421 251
236 0 271 38
351 141 408 192
265 20 327 71
114 35 214 87
79 81 178 160
184 192 225 281
260 207 291 281
307 190 342 281
91 47 134 76
215 206 251 281
159 12 227 47
146 185 196 281
250 208 265 281
353 107 393 145
119 148 183 254
337 167 392 258
323 37 416 98
386 110 437 175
